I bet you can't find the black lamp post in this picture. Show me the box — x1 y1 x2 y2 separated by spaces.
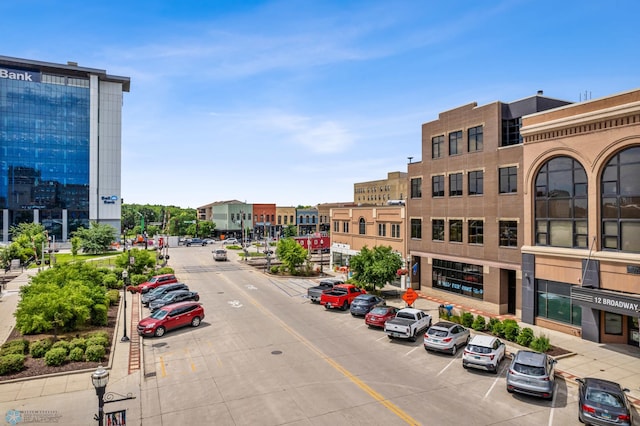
91 366 109 426
120 270 129 342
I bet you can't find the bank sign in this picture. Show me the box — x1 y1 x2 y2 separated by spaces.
572 286 640 316
0 66 41 83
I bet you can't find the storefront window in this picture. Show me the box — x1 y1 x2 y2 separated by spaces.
604 312 623 335
432 259 483 300
536 279 582 326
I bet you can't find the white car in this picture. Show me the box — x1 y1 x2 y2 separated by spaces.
462 335 505 373
212 249 227 261
222 238 239 245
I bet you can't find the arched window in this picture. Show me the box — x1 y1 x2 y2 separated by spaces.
601 146 640 252
534 156 588 248
359 218 366 235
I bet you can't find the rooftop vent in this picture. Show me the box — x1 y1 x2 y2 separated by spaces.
537 90 543 95
67 61 78 66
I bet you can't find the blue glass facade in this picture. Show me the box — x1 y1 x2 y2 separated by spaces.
1 70 91 238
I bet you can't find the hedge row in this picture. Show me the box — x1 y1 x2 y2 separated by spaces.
0 331 111 375
440 309 551 353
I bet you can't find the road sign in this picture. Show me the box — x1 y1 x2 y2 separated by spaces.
402 288 418 306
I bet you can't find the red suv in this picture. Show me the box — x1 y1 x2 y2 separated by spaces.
137 301 204 337
129 274 178 293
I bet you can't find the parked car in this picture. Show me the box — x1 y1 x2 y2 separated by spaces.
365 306 399 328
149 290 200 312
129 274 178 294
141 283 189 306
506 350 556 400
384 308 432 342
577 377 635 426
350 294 385 316
185 238 207 247
462 335 506 373
320 284 366 310
212 248 227 261
423 321 470 355
137 301 204 337
222 238 239 245
307 278 345 303
203 238 217 244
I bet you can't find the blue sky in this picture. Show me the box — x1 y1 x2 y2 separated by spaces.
2 1 639 208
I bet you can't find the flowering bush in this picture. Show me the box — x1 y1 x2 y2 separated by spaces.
397 268 408 276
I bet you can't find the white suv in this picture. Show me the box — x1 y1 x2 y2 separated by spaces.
462 335 505 374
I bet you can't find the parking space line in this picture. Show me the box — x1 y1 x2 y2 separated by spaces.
404 346 421 357
436 354 459 376
548 382 557 426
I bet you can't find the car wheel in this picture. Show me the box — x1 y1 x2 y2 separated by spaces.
191 316 201 327
324 304 330 310
462 362 468 369
154 326 166 337
194 295 200 301
507 387 514 394
342 301 348 311
387 335 394 340
186 243 191 247
451 344 457 356
409 330 417 342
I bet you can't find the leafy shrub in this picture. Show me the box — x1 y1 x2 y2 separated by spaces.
30 339 53 358
103 274 120 289
156 266 174 275
516 328 535 347
51 340 70 354
461 312 475 328
107 290 120 306
491 320 504 337
44 347 68 366
503 319 520 342
0 354 26 375
270 266 279 274
91 304 108 326
0 339 30 356
68 347 85 362
471 315 487 331
449 315 461 324
130 274 147 286
86 334 109 348
69 338 87 351
488 318 501 334
85 345 106 362
530 335 551 353
87 331 109 342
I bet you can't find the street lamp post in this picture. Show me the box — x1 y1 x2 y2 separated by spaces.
91 366 109 426
120 270 129 342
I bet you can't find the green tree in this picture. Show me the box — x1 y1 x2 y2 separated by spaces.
275 238 308 274
115 248 156 275
283 225 297 238
8 223 47 264
72 222 116 254
348 246 403 292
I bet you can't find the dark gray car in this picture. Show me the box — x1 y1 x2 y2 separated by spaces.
349 294 385 316
577 377 635 425
141 283 189 306
149 290 200 312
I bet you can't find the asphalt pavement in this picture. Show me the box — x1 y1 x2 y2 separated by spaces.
0 253 638 426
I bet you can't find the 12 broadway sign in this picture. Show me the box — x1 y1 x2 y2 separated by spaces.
572 286 640 316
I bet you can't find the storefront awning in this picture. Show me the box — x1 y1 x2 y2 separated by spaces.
572 286 640 316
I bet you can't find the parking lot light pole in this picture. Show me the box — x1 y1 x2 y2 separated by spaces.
92 366 109 426
121 270 129 342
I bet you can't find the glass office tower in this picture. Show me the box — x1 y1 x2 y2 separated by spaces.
0 56 130 242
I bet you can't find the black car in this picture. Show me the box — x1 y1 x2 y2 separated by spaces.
185 238 207 247
141 283 189 306
149 290 200 312
577 377 635 426
349 294 385 316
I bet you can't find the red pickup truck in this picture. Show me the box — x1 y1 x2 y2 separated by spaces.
320 284 366 311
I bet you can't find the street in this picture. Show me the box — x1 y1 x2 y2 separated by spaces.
139 245 584 425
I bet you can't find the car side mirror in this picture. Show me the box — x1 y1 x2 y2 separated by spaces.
576 378 584 385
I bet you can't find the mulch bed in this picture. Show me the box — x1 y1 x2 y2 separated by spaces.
0 304 117 382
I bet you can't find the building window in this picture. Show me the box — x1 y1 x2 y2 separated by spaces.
391 223 401 238
499 166 517 193
501 117 522 146
342 221 349 233
604 312 623 335
499 220 518 247
449 131 463 155
432 175 445 197
535 156 588 248
410 218 422 239
468 220 483 244
432 259 484 299
410 177 422 198
449 220 463 242
601 146 640 253
432 135 444 159
449 173 463 196
333 221 339 232
432 219 444 241
536 279 581 326
359 218 366 235
468 170 484 195
468 125 483 152
378 223 386 236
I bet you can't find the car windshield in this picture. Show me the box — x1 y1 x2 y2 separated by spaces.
468 345 492 354
428 328 448 337
513 363 545 376
149 310 168 320
148 287 167 296
161 293 178 301
369 307 388 315
586 389 624 408
148 277 159 283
